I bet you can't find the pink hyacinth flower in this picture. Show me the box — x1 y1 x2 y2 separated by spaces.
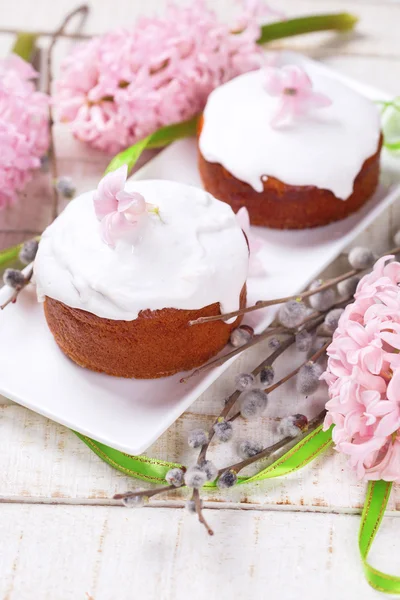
53 1 264 153
322 256 400 483
264 64 332 127
93 165 149 247
0 54 49 207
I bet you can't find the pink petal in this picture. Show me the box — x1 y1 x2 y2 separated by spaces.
100 210 138 247
287 65 311 91
380 330 400 351
264 67 284 96
93 165 128 220
270 97 295 127
117 190 146 215
361 346 383 375
387 369 400 403
308 91 332 109
3 54 38 80
374 411 400 437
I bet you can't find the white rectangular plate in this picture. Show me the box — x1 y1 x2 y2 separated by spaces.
0 53 399 454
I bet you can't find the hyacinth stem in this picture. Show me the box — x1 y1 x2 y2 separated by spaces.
257 13 358 45
0 243 23 270
105 116 199 175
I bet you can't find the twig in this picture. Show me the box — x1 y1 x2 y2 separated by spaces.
180 328 291 383
113 484 176 500
45 5 89 221
265 340 330 394
197 335 295 463
189 246 400 326
181 308 327 384
0 265 34 310
192 488 214 536
226 326 329 424
222 410 327 475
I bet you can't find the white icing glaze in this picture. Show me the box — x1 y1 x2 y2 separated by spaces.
199 66 381 199
34 180 249 321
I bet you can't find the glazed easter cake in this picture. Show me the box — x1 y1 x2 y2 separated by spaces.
34 168 248 379
198 63 382 229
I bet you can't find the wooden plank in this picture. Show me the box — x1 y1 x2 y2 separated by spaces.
0 504 399 600
1 399 398 512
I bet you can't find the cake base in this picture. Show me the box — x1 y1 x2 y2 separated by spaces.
198 136 383 230
44 288 246 379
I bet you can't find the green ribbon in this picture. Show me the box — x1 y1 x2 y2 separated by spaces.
75 424 332 487
359 480 400 594
76 429 400 595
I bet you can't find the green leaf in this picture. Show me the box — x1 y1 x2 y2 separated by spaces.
12 32 37 62
105 115 199 175
258 13 358 45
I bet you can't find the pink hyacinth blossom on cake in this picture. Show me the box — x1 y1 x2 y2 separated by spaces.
322 256 400 482
0 54 49 207
264 64 332 127
94 165 155 247
53 1 267 153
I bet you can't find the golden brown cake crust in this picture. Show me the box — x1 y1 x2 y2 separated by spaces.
198 117 383 229
44 287 246 379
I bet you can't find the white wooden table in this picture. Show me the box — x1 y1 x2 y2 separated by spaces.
1 1 400 598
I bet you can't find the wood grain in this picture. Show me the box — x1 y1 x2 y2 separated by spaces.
0 504 399 600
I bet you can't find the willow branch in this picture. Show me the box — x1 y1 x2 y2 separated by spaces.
197 335 296 463
189 271 355 326
46 5 89 221
182 307 328 384
192 488 214 536
0 265 34 310
265 340 330 394
190 246 400 326
180 328 291 383
113 484 176 500
226 320 329 423
223 410 327 475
